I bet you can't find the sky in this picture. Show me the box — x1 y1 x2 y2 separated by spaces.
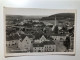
4 8 76 16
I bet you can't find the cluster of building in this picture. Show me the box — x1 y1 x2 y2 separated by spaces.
6 33 56 52
6 15 74 52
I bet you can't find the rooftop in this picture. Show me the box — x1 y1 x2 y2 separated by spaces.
33 41 55 47
42 41 55 45
33 34 53 41
33 43 44 47
6 34 20 41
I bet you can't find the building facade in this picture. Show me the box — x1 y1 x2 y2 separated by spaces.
18 35 32 52
34 35 50 43
33 41 56 52
51 35 66 41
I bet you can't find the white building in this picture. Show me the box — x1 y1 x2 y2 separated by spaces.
18 35 32 52
6 40 18 47
33 43 45 52
43 41 56 52
51 35 66 41
6 34 19 47
33 41 56 52
34 35 50 43
44 45 56 52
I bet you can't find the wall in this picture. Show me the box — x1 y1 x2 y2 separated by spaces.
0 0 80 60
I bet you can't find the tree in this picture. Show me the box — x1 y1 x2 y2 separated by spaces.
64 36 70 50
54 25 58 34
62 25 67 31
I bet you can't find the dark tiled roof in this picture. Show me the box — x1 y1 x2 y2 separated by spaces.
42 41 55 45
6 36 14 41
33 43 44 47
6 34 20 41
52 34 66 36
33 33 43 40
33 34 53 41
20 34 26 40
26 35 34 38
43 35 53 40
33 41 55 47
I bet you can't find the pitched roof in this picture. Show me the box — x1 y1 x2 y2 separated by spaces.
20 34 26 40
33 41 55 47
42 41 55 45
26 35 34 38
34 34 53 41
40 35 47 41
52 34 66 36
33 43 44 47
33 33 43 40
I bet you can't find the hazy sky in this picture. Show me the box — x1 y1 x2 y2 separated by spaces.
4 8 76 16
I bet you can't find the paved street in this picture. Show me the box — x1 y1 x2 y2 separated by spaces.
53 40 66 52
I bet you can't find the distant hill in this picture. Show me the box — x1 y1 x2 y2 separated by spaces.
6 15 43 21
6 13 75 21
40 13 75 21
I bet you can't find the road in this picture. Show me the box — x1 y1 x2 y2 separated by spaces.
53 40 67 52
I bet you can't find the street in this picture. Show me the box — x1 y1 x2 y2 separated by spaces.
53 40 66 52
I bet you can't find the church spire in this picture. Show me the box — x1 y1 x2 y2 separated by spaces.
52 15 57 31
55 15 57 26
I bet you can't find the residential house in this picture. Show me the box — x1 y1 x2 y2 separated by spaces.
6 34 19 47
33 41 56 52
43 41 56 52
18 34 32 52
51 34 66 41
33 43 45 52
34 35 50 43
